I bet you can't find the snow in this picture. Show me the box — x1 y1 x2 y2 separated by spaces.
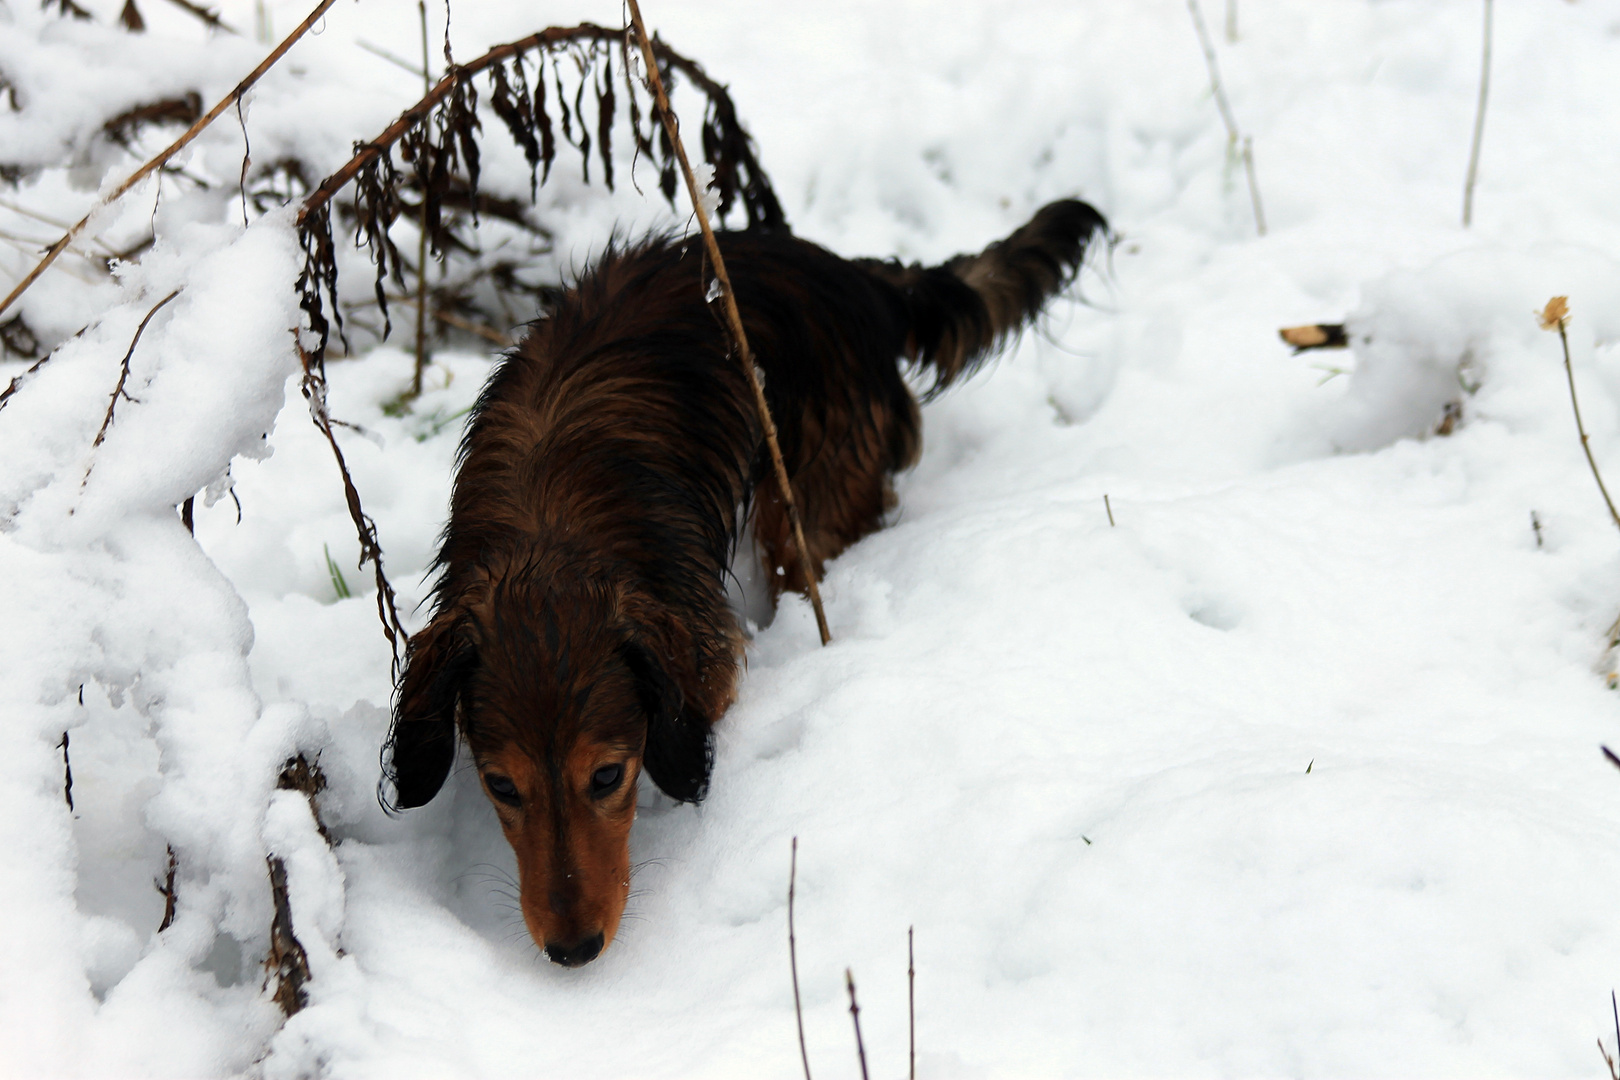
5 0 1620 1075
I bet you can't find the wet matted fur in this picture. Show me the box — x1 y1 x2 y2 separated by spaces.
384 199 1108 966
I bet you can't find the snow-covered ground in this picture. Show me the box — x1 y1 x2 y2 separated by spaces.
6 0 1620 1075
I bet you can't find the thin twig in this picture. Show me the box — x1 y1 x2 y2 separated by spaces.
58 731 73 812
156 845 178 931
1547 300 1620 535
91 289 179 450
1225 0 1238 42
845 968 870 1080
625 0 831 645
295 335 407 677
385 294 511 347
1104 494 1115 527
161 0 239 34
265 855 311 1015
411 0 432 399
0 0 335 319
1241 136 1266 236
0 351 56 415
356 40 426 79
1462 0 1492 228
1607 990 1620 1062
1186 0 1265 237
789 837 812 1080
908 926 916 1080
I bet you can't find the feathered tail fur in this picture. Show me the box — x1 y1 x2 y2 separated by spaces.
861 198 1109 394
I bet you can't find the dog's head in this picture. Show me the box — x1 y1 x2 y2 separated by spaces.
384 567 711 966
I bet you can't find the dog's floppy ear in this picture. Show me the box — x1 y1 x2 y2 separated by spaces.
382 612 478 812
621 639 713 803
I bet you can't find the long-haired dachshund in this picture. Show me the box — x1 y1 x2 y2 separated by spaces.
384 199 1107 966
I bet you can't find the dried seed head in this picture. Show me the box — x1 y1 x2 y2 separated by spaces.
1539 296 1570 331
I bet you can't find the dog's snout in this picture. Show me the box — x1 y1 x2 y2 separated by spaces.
544 932 605 968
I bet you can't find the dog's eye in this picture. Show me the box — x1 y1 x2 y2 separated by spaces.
484 773 522 807
589 764 624 798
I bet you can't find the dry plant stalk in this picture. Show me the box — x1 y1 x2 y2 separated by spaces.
156 845 178 931
625 0 831 645
410 0 432 399
278 753 333 842
294 21 781 366
0 350 54 414
1602 990 1620 1080
262 754 330 1017
788 838 812 1080
91 289 179 450
58 731 74 811
844 968 871 1080
1186 0 1266 237
264 856 311 1016
1543 297 1620 661
295 336 408 675
1543 297 1620 534
161 0 239 35
908 926 916 1080
1462 0 1493 227
0 0 337 320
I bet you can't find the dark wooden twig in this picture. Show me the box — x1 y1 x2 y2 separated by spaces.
91 289 179 451
263 757 329 1014
845 968 870 1080
277 753 332 845
159 0 239 35
156 845 178 931
1103 494 1115 527
789 837 812 1080
1612 988 1619 1062
294 335 407 677
264 856 311 1015
0 0 333 319
626 0 831 645
410 0 432 399
58 731 73 811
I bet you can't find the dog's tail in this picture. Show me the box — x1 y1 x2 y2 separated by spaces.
862 198 1108 395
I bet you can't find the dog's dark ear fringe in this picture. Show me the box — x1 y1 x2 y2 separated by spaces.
379 616 477 814
621 638 713 804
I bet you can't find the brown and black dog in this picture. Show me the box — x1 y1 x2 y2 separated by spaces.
384 200 1107 966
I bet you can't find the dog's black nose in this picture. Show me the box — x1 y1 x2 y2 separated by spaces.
544 932 604 967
